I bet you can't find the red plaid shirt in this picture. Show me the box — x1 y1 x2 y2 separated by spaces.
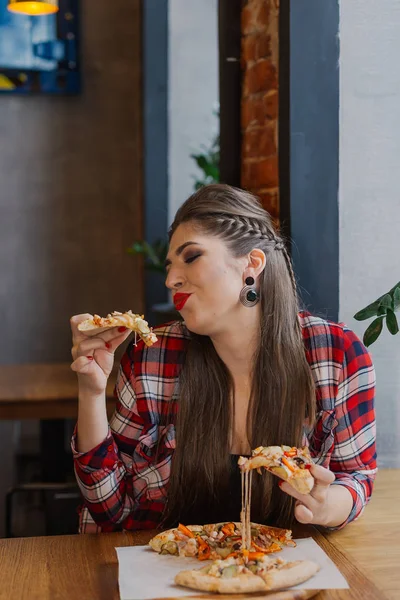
72 312 377 533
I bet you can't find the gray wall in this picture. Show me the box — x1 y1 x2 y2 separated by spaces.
0 0 144 535
168 0 219 219
339 0 400 468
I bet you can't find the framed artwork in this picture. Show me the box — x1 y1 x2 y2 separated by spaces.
0 0 80 94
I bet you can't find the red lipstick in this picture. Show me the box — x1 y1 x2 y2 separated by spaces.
173 293 192 311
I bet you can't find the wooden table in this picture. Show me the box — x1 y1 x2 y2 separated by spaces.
0 363 118 420
0 362 118 481
0 470 396 600
326 468 398 600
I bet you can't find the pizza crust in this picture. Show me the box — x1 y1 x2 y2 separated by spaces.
148 530 175 553
174 570 267 594
260 559 320 590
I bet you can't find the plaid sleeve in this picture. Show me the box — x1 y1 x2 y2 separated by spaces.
328 326 377 530
71 348 164 533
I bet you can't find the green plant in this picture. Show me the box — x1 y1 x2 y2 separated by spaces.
190 110 220 190
354 281 400 347
127 239 168 274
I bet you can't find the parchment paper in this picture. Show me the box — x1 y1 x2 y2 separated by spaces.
116 537 349 600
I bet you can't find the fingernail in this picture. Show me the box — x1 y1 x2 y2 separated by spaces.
305 464 312 470
86 356 93 360
278 480 283 487
105 342 111 349
118 326 127 332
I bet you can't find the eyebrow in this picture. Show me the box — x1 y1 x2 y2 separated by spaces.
164 241 202 268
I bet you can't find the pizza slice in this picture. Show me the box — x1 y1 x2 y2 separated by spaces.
239 445 315 494
77 310 157 347
148 522 295 561
175 551 320 594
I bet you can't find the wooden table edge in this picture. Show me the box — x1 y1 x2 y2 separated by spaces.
0 397 116 420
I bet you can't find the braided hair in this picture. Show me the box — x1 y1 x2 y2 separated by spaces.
169 184 299 307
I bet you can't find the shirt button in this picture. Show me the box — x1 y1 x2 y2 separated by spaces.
108 444 113 452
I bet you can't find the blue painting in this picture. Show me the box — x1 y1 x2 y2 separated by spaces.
0 0 80 94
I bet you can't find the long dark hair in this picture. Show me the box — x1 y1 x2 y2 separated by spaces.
162 184 315 528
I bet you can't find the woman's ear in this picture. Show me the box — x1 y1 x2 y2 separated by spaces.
245 248 266 281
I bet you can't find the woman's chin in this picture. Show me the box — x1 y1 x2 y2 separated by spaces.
182 315 211 336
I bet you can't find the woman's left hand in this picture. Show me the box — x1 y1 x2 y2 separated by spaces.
279 463 336 526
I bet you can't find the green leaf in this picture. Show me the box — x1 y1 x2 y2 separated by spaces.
126 241 145 255
386 309 399 335
379 293 393 311
354 281 400 321
126 238 168 272
191 154 208 170
354 300 380 321
363 317 384 347
190 129 220 191
394 286 400 311
140 241 159 265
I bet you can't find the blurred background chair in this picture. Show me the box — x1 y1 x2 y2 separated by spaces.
0 363 117 537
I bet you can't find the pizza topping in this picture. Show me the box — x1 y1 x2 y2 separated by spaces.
214 546 233 559
160 541 178 555
208 557 248 578
283 448 297 458
177 523 195 538
180 538 198 557
199 565 212 574
220 522 236 537
205 552 289 579
197 538 211 561
247 552 266 561
221 565 239 578
281 456 296 472
293 456 307 467
202 524 216 537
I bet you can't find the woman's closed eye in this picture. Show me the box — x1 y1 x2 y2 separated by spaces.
185 254 201 264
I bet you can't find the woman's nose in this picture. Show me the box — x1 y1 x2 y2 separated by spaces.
165 269 184 290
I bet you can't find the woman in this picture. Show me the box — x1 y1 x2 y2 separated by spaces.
70 184 377 533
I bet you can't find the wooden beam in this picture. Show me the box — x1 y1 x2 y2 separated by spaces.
218 0 242 186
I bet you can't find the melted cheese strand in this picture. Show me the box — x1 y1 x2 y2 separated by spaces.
240 469 253 551
240 470 245 550
246 470 252 550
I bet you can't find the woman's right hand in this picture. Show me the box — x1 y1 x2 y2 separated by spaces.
70 314 132 396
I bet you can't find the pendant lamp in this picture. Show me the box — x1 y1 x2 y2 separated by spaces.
7 1 58 15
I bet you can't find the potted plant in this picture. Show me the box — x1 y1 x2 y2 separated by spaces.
354 281 400 346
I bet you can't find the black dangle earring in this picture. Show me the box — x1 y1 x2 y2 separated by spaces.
239 276 260 307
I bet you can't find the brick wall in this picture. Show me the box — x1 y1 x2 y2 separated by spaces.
240 0 279 219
